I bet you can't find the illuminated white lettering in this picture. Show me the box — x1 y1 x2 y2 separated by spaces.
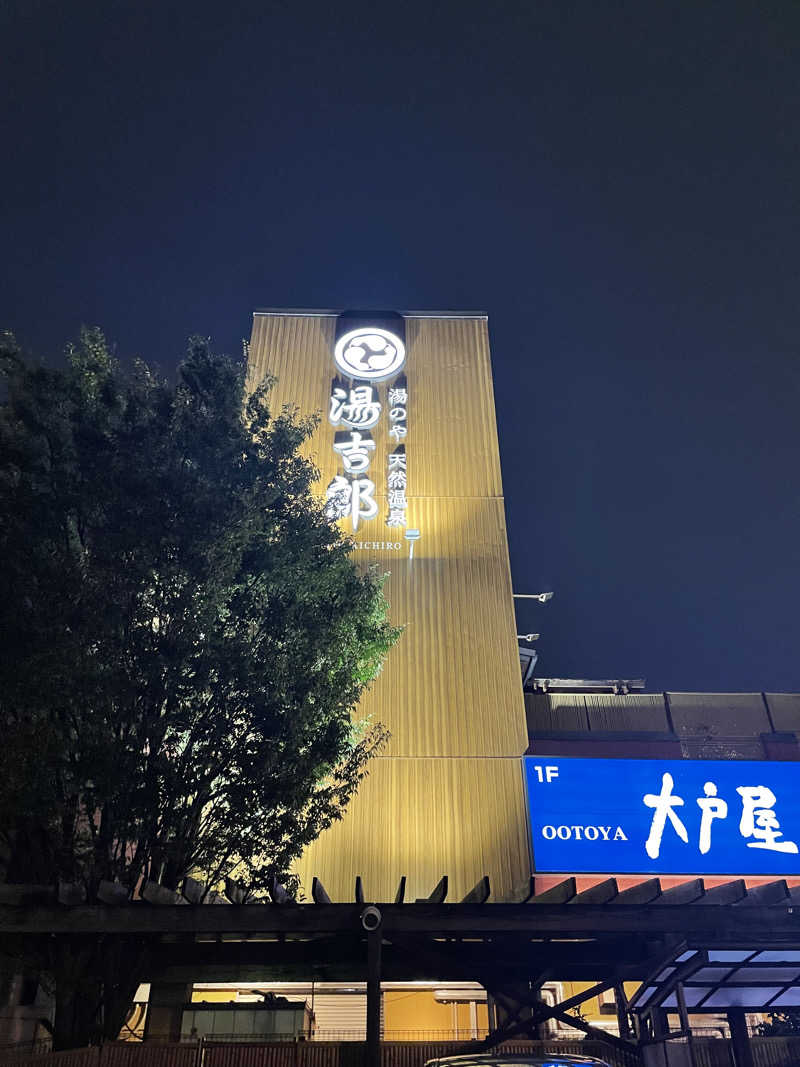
324 476 378 531
333 431 376 474
643 772 689 859
329 385 381 428
697 781 727 855
539 822 626 844
326 330 412 534
737 786 799 853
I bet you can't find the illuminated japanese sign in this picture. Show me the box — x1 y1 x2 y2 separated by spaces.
386 387 407 528
525 757 800 875
324 319 409 533
333 327 406 382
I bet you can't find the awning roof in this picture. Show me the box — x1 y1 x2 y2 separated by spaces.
630 945 800 1014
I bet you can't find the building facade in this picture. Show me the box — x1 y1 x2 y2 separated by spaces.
3 309 800 1054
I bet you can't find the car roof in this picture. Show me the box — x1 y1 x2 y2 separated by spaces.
424 1057 611 1067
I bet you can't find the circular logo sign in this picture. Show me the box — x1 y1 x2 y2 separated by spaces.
334 327 406 382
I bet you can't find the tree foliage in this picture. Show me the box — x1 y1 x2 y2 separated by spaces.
0 328 398 902
756 1013 800 1036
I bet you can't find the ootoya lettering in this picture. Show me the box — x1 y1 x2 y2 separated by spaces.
542 825 628 842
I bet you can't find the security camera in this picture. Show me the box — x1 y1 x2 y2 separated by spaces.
536 592 554 603
361 905 382 932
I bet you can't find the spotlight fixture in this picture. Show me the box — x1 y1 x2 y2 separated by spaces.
404 528 421 560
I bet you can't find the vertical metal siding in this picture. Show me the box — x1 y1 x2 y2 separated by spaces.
584 694 670 732
247 313 529 901
525 694 587 734
293 757 531 904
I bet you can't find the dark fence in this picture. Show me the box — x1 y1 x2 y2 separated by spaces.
743 1037 800 1067
0 1038 642 1067
691 1040 734 1067
8 1034 800 1067
649 1036 800 1067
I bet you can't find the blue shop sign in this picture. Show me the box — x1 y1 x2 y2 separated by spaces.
524 757 800 875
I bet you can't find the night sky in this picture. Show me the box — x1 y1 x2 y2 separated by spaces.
2 1 799 692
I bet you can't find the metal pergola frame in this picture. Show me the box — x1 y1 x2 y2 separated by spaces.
4 875 800 1067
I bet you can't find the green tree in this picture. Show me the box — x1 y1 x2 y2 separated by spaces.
0 329 398 1049
757 1013 800 1036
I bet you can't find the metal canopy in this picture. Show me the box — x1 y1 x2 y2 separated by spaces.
5 874 800 1058
631 944 800 1014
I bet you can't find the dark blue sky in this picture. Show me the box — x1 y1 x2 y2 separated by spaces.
2 0 799 691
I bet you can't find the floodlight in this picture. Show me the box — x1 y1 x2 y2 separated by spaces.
404 528 421 560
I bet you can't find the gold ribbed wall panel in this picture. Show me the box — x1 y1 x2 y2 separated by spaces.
247 311 529 896
293 757 531 903
352 496 525 756
403 317 503 498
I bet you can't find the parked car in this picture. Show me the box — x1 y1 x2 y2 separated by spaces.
425 1056 612 1067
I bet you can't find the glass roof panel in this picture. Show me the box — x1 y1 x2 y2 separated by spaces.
729 967 800 983
753 951 800 963
655 968 677 982
676 951 699 963
704 988 783 1008
683 987 715 1007
768 988 800 1007
690 968 734 983
708 951 753 963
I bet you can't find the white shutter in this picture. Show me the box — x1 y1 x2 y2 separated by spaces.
309 993 384 1041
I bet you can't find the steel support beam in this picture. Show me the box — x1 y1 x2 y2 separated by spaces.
5 902 800 940
366 924 382 1067
728 1010 755 1067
